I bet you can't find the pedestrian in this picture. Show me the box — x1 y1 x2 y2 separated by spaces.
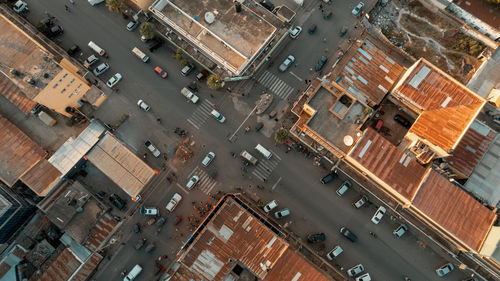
69 0 75 4
64 5 70 12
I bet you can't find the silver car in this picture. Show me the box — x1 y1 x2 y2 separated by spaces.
106 73 122 88
279 55 295 72
202 152 215 167
93 63 109 76
186 175 199 190
274 208 290 219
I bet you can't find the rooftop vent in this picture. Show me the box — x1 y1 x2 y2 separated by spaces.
205 12 215 24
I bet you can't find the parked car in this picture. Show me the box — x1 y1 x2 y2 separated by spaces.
352 2 364 16
340 226 357 242
83 54 99 68
394 114 412 128
148 39 162 52
202 152 215 167
326 245 343 260
137 100 150 111
371 206 387 224
109 193 126 210
88 0 105 6
93 63 109 76
30 104 42 115
259 0 275 11
49 25 64 37
106 73 122 88
393 224 408 237
279 55 295 72
144 140 161 157
196 70 209 81
126 21 139 31
135 238 146 250
353 195 367 208
274 208 290 219
315 56 328 71
13 1 28 13
347 264 365 277
211 110 226 123
336 180 351 196
289 26 302 39
355 273 371 281
139 207 159 216
263 200 278 213
181 64 195 76
166 193 182 212
154 66 168 78
320 171 337 184
186 175 199 190
307 233 326 243
67 45 80 56
435 263 454 277
40 17 54 27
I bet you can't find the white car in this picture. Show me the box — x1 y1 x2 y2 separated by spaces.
289 26 302 39
352 2 364 16
211 110 226 123
93 63 109 76
13 1 28 13
326 245 343 260
347 264 365 277
137 100 150 111
274 208 290 219
202 152 215 167
279 55 295 72
166 193 182 212
355 273 371 281
106 73 122 88
393 224 408 237
139 207 158 216
186 175 199 190
144 140 160 157
435 263 454 277
371 206 386 224
263 200 278 213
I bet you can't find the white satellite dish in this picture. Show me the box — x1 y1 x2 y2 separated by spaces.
343 135 354 146
205 12 215 24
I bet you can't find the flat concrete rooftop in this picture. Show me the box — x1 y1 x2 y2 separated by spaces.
152 0 276 75
306 87 365 153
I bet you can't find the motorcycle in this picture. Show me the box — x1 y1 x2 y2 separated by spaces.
369 232 377 238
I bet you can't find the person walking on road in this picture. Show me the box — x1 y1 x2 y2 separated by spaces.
64 5 70 12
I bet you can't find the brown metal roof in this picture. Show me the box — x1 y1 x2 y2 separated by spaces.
448 121 497 177
20 159 61 196
86 133 155 198
348 128 427 200
35 247 81 281
84 213 119 252
0 116 46 186
176 196 331 281
338 39 405 106
393 59 485 151
412 171 496 251
71 252 103 281
0 75 37 114
454 0 500 29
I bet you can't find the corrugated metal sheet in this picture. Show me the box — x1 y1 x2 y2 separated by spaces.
0 75 37 115
84 213 119 252
86 132 155 198
413 171 496 251
20 159 61 196
0 116 46 186
35 248 81 281
70 252 103 281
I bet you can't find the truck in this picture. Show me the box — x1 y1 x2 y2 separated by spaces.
132 47 149 63
37 110 56 126
180 87 199 104
88 41 106 56
166 193 182 212
240 150 258 165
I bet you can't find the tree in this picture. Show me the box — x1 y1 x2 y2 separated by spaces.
207 75 221 90
139 22 156 40
274 128 289 144
106 0 124 14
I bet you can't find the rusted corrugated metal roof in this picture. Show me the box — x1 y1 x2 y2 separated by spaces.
392 59 485 151
35 247 81 281
20 159 61 196
0 75 37 115
176 196 331 281
413 171 496 251
448 121 497 177
84 213 119 252
348 128 428 200
70 252 103 281
0 116 46 186
86 132 155 198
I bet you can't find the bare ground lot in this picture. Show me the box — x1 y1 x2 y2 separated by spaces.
369 0 487 83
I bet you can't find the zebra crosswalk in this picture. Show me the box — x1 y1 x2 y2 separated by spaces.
252 152 281 182
187 166 218 195
257 71 295 100
187 100 214 129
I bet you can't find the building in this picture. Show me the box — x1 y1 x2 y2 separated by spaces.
0 9 106 117
0 182 36 244
148 0 282 77
164 195 339 281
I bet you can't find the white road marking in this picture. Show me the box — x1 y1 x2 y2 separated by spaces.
177 183 189 194
289 71 303 81
272 177 282 190
187 119 200 129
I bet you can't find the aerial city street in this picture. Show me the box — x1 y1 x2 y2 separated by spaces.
1 0 500 281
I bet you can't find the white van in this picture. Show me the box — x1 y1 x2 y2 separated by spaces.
124 264 142 281
88 0 105 6
88 41 105 56
255 144 272 159
132 47 149 62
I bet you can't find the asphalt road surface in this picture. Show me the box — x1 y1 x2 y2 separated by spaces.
22 0 469 280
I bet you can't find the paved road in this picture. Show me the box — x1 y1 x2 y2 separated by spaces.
22 0 469 280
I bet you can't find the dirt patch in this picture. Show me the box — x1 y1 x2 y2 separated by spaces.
370 0 486 83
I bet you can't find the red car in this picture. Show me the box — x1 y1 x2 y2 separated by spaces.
196 69 209 81
154 66 168 78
